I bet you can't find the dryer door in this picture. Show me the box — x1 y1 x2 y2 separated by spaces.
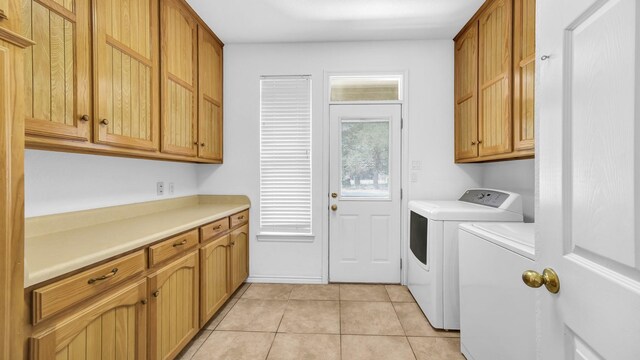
410 211 428 266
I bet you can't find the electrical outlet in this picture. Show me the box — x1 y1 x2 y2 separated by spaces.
157 182 164 196
169 182 175 195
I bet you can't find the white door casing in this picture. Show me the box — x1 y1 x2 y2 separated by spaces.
537 0 640 359
329 104 402 283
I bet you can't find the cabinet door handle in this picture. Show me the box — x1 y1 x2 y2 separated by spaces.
172 239 188 247
471 141 476 145
153 290 160 297
230 240 236 246
88 268 118 284
80 114 90 122
200 143 205 147
477 140 483 144
238 215 245 220
100 119 109 125
213 224 222 230
141 299 148 305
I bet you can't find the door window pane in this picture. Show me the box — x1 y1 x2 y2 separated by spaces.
341 120 390 198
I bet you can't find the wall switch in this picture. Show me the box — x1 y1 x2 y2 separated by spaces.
157 182 164 196
169 182 175 195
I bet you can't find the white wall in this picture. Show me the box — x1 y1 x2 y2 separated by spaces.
25 150 199 217
480 159 535 222
197 40 484 283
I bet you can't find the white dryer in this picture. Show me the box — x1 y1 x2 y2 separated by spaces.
407 189 523 330
458 222 535 360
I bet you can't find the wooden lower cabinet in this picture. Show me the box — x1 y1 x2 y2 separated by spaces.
30 279 148 360
200 235 230 326
148 250 199 360
230 224 249 292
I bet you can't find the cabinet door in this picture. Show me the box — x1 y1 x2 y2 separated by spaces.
30 279 148 360
197 26 223 161
200 235 230 326
478 0 512 157
454 23 479 161
93 0 159 151
160 0 197 157
22 0 91 141
230 224 249 292
513 0 535 152
148 250 199 360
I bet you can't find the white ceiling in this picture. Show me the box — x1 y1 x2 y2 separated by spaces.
186 0 485 44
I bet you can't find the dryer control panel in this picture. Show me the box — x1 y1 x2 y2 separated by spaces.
459 189 510 208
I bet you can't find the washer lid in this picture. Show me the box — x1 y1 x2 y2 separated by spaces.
408 200 524 222
459 222 535 259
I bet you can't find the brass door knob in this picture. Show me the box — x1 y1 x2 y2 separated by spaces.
153 290 160 297
522 268 560 294
331 204 338 211
80 114 90 122
100 119 109 125
331 193 338 198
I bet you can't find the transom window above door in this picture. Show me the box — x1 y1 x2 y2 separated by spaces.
330 75 403 102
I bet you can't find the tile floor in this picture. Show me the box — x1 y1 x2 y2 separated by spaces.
178 283 465 360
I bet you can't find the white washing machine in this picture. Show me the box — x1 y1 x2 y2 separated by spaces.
458 222 535 360
407 189 523 330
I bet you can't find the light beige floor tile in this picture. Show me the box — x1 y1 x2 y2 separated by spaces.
192 331 275 360
278 300 340 334
341 301 404 335
177 330 212 360
206 298 239 330
341 335 416 360
408 337 465 360
393 303 460 337
289 284 340 301
217 299 288 332
242 283 295 300
267 333 340 360
385 285 415 302
231 282 251 300
340 284 390 302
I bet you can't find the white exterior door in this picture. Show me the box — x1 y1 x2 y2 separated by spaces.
329 104 402 283
536 0 640 358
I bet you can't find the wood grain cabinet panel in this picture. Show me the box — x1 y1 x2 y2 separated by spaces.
200 217 229 243
454 23 479 161
30 279 148 360
160 0 198 157
22 0 91 141
513 0 535 152
93 0 159 151
148 250 199 360
478 0 512 157
148 229 199 267
200 235 230 326
229 224 248 292
197 26 223 161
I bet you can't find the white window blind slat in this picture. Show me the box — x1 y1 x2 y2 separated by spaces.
260 76 312 234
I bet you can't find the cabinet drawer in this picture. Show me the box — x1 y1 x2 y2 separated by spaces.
149 229 199 267
230 210 249 228
200 218 229 243
32 250 145 325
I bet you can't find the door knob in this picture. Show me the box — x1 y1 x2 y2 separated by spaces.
100 119 109 125
522 268 560 294
331 193 338 198
331 204 338 211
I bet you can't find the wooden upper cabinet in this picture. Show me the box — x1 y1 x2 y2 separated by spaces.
454 23 479 161
197 26 223 161
160 0 198 157
478 0 512 157
148 250 199 360
30 279 148 360
513 0 535 152
93 0 159 151
22 0 91 141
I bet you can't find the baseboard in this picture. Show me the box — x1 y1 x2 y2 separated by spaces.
246 275 325 284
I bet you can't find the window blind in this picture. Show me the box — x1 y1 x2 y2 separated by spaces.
259 76 312 234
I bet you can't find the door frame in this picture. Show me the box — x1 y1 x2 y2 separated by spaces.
321 70 410 284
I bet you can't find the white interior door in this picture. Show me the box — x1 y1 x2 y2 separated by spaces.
329 104 401 283
537 0 640 358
